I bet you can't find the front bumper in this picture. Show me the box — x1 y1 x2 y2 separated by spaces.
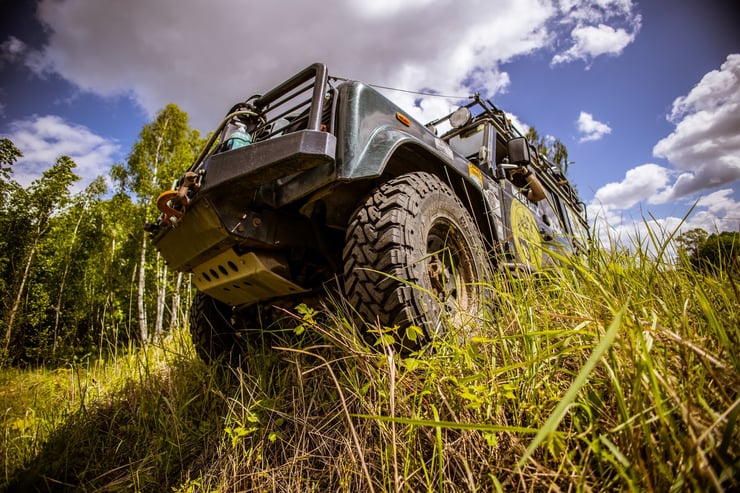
152 129 336 274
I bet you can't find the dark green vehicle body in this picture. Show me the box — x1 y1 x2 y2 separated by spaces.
149 63 588 315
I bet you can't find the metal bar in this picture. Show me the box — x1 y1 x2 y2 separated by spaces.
266 96 312 124
262 81 313 113
254 63 328 131
307 64 328 130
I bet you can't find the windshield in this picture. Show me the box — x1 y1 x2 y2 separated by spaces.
447 125 485 160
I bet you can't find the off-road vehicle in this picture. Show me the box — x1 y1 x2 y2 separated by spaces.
147 63 589 361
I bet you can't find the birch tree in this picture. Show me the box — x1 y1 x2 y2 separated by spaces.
50 176 107 355
2 154 79 360
113 104 202 344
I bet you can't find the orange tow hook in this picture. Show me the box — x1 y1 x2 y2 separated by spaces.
156 190 183 224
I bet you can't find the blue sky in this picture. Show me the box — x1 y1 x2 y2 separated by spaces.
1 0 739 248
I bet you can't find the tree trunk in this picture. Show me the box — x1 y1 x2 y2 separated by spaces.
126 256 137 344
170 271 183 330
153 253 166 340
137 235 148 345
52 198 89 356
140 116 169 344
3 236 39 356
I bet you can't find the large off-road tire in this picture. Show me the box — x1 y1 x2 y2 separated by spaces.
189 291 242 364
343 171 489 350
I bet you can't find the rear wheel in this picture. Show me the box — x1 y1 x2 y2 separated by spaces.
189 291 242 364
343 171 489 350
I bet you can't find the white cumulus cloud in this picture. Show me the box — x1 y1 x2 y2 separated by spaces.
653 53 740 200
589 188 740 256
552 23 636 64
2 115 120 190
592 163 670 209
577 111 611 142
1 35 46 73
695 188 740 216
24 0 557 130
588 54 740 236
5 0 641 132
688 189 740 234
552 0 641 65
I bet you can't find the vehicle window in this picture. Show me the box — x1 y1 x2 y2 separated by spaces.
448 125 484 160
540 194 565 237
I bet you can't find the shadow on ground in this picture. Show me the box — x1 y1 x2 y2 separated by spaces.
3 353 231 492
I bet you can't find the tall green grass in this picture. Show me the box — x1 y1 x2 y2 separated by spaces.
1 241 738 492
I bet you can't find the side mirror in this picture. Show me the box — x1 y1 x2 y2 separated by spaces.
507 137 531 165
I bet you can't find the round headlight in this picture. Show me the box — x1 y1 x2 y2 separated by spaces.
449 107 472 128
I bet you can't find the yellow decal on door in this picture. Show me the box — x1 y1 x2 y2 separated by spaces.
510 199 542 269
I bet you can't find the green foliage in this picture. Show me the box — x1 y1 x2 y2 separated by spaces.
694 231 739 272
0 138 22 208
1 154 81 363
115 103 201 210
1 106 737 490
112 103 204 345
525 126 570 174
678 228 739 273
676 227 708 258
1 103 204 364
0 138 22 170
2 240 737 491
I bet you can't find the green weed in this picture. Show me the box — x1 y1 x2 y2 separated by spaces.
1 240 738 492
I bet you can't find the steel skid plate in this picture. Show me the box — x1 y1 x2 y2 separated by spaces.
192 248 306 306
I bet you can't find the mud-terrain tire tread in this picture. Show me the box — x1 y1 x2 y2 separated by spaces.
343 171 486 345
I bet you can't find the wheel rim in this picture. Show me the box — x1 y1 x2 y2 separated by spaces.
425 219 477 315
343 171 489 349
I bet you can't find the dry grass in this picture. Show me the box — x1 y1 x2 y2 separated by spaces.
2 243 738 492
